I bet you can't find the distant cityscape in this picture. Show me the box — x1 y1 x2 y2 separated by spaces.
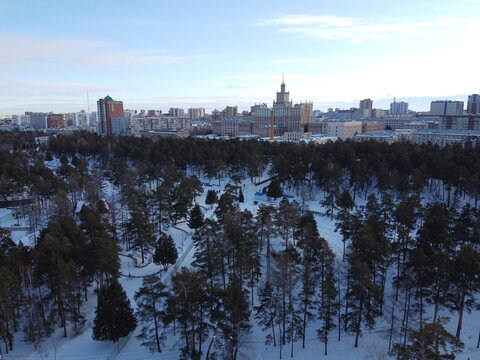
2 82 480 148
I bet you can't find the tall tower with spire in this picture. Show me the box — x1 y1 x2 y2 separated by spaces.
274 75 292 107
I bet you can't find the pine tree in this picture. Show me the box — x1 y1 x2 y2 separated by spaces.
189 203 204 230
267 179 282 199
79 206 119 290
255 282 278 346
390 321 463 360
124 191 155 263
336 188 354 209
256 205 276 284
164 269 211 360
153 233 178 268
0 266 17 353
217 276 251 360
205 189 218 207
35 216 85 337
317 244 338 356
92 279 137 343
238 188 245 203
321 185 339 220
134 275 167 352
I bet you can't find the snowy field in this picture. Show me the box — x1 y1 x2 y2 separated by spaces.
4 173 480 360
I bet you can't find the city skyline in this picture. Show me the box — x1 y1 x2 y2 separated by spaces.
1 0 479 114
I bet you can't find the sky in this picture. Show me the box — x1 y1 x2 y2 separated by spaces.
1 0 479 114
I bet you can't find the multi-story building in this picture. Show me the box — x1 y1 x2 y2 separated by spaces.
362 121 385 133
282 132 312 141
130 115 190 134
373 116 438 130
111 117 131 135
90 112 97 126
253 80 312 137
307 119 326 134
64 113 75 127
124 109 137 118
409 129 480 148
359 98 373 110
27 112 47 130
74 110 89 128
97 95 124 135
169 108 185 117
439 115 480 130
46 114 65 128
188 108 205 120
371 109 387 118
467 94 480 114
326 121 362 140
251 103 268 114
212 117 254 136
324 109 357 120
354 130 401 144
430 100 464 115
224 106 238 118
390 101 409 116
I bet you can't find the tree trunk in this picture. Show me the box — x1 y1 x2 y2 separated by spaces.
389 294 396 350
344 275 350 331
455 291 465 339
153 312 161 352
354 293 364 348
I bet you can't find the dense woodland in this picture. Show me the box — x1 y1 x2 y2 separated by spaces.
0 131 479 359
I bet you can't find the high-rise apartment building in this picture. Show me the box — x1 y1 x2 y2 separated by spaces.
46 114 65 128
430 100 464 115
169 108 185 117
390 101 409 116
97 95 124 135
224 106 238 118
26 112 47 130
467 94 480 114
359 99 373 110
74 110 89 128
188 108 205 120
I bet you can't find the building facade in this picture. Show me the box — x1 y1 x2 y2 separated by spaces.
359 98 373 110
253 80 312 137
438 115 480 130
46 114 65 128
169 108 185 117
326 121 362 140
467 94 480 114
97 95 124 135
27 112 47 130
390 101 409 116
430 100 464 115
188 108 205 120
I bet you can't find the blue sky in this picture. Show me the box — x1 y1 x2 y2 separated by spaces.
1 0 479 114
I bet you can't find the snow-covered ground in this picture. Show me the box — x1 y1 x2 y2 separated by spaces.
4 173 480 360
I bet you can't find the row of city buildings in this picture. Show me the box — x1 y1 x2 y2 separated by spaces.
2 82 480 148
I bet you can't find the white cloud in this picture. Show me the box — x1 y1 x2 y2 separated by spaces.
0 34 211 69
255 14 477 43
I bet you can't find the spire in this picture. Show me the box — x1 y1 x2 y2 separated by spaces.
281 75 286 92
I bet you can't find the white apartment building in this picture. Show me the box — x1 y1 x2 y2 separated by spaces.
326 121 362 140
